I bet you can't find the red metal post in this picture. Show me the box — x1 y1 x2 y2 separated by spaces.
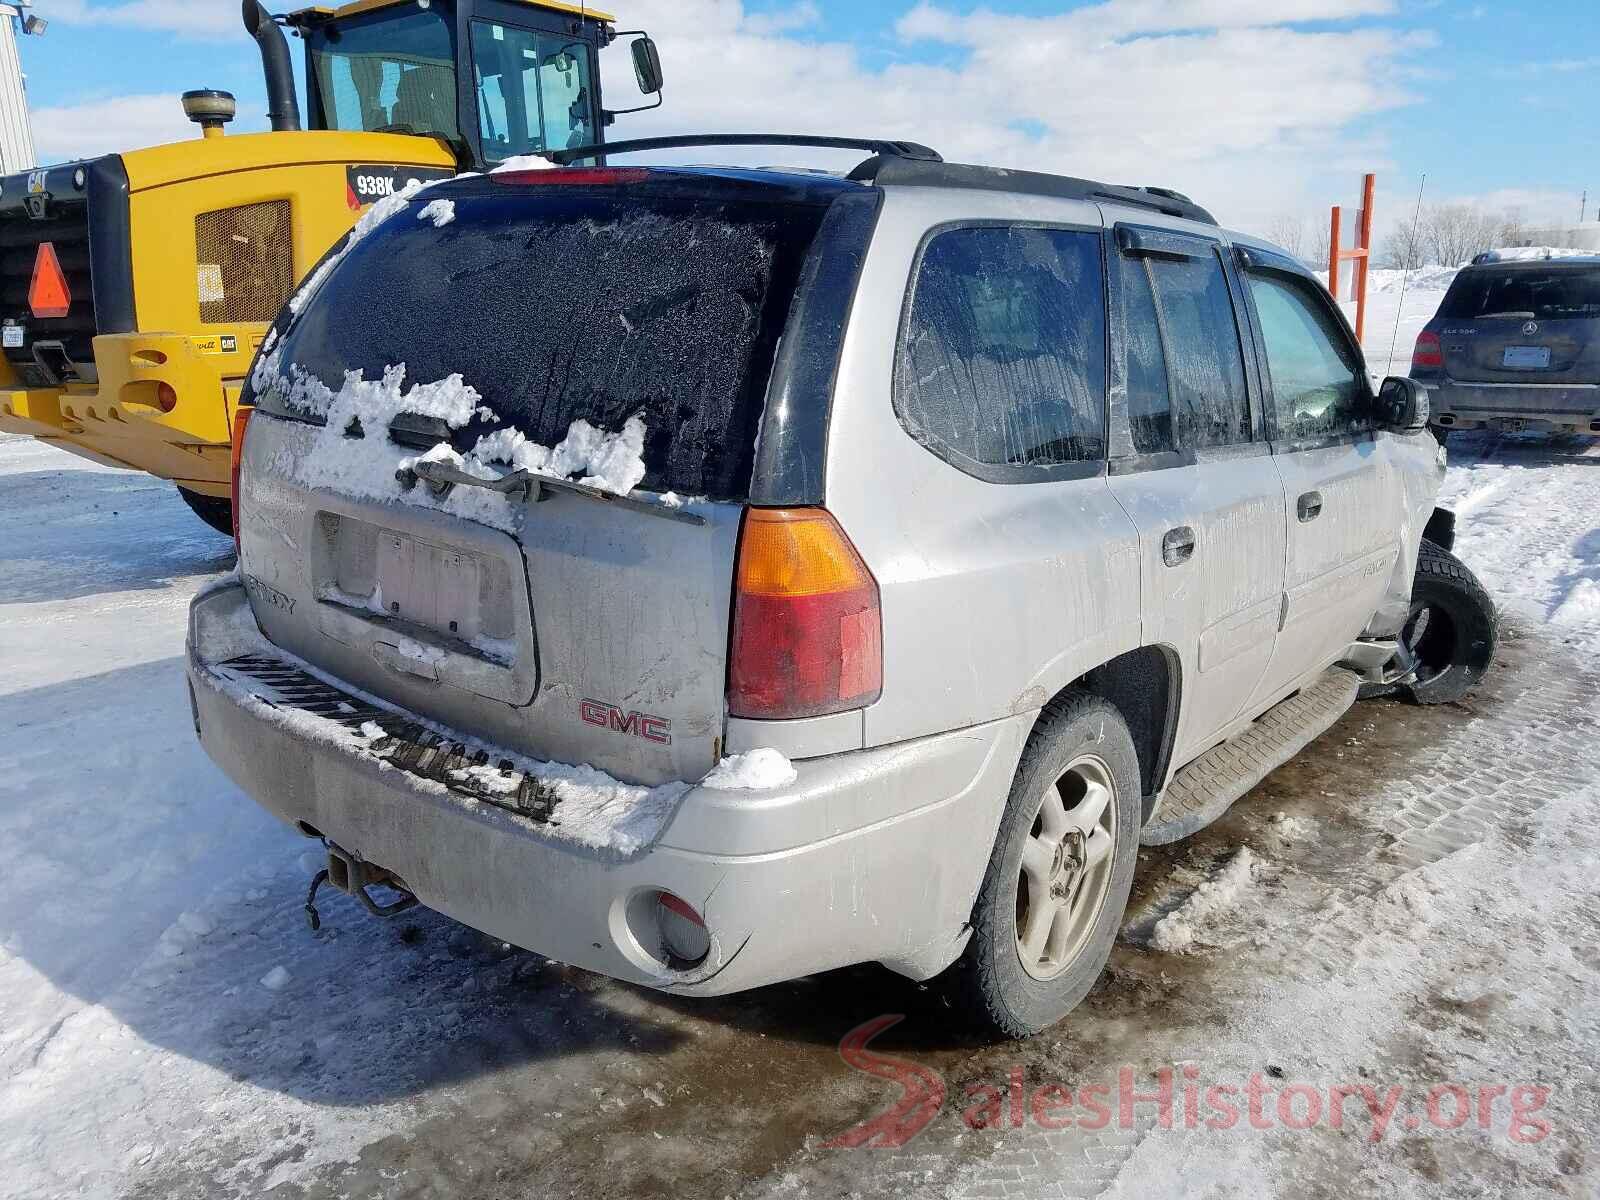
1354 172 1376 341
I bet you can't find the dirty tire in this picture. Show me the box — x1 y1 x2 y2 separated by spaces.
1387 539 1497 705
945 692 1141 1039
177 486 233 537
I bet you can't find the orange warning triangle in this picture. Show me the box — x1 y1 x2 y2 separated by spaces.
29 242 71 319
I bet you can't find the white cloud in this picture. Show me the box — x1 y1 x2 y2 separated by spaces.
31 93 194 162
741 1 821 36
47 0 238 38
603 0 1430 228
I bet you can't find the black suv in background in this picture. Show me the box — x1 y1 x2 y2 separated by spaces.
1413 254 1600 440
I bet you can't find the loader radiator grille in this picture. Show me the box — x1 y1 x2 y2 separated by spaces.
195 200 294 324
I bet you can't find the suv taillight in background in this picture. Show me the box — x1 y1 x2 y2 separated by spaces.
728 507 883 720
1411 330 1443 371
230 406 253 550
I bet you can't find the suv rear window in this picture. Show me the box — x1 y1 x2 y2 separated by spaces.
264 180 836 499
1439 267 1600 322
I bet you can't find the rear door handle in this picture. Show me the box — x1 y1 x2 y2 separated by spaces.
1297 491 1323 522
1161 526 1196 567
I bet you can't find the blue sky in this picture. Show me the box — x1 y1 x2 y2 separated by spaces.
12 0 1597 234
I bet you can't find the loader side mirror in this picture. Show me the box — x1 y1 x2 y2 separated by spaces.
1379 376 1429 432
631 36 663 95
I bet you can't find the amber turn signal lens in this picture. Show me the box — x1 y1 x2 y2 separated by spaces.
728 507 883 721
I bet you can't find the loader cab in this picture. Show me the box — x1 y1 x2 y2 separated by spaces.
288 0 656 169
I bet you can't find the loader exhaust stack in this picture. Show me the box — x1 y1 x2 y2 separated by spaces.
243 0 302 133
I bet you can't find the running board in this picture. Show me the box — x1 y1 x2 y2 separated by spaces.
1141 668 1360 846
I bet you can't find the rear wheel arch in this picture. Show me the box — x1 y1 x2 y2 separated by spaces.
1031 645 1181 825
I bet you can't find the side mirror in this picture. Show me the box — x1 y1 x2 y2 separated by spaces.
1379 376 1429 431
631 36 664 95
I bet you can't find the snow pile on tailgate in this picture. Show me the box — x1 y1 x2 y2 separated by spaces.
255 357 649 534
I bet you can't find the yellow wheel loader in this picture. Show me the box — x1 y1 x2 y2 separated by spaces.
0 0 662 533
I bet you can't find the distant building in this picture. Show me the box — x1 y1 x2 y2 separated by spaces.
0 1 41 174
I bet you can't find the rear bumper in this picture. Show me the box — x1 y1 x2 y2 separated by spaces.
187 580 1027 996
1427 377 1600 432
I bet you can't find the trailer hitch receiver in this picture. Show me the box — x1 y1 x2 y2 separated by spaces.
304 842 419 931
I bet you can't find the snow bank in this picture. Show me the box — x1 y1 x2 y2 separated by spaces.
1474 246 1591 263
1363 265 1461 295
700 749 798 791
1150 847 1257 954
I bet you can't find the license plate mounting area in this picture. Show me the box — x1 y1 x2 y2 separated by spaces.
1501 345 1551 370
375 531 483 642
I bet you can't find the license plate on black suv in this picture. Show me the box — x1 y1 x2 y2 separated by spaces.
1502 345 1551 369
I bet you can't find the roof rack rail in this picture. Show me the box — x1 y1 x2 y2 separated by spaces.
549 134 943 166
849 157 1218 225
544 134 1213 225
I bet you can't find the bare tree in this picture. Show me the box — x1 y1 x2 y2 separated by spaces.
1309 219 1331 271
1377 221 1427 270
1266 214 1306 259
1494 206 1528 247
1421 204 1506 267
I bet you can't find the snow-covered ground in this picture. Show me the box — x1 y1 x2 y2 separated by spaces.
1 263 1598 1198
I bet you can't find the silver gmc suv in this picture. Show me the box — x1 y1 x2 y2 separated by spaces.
187 136 1496 1037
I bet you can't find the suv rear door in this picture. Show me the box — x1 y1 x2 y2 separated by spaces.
239 171 855 786
1104 221 1286 765
1236 247 1397 702
1436 262 1600 385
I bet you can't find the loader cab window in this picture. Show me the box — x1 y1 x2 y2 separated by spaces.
469 21 597 160
308 8 459 140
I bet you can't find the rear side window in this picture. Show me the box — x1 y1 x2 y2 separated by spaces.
1440 268 1600 321
1144 252 1251 448
1248 272 1371 440
895 225 1107 473
265 184 834 499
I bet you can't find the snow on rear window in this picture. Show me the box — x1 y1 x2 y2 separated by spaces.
261 187 829 500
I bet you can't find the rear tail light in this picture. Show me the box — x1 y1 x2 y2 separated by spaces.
489 167 652 187
728 507 883 720
1411 330 1443 370
230 406 253 549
